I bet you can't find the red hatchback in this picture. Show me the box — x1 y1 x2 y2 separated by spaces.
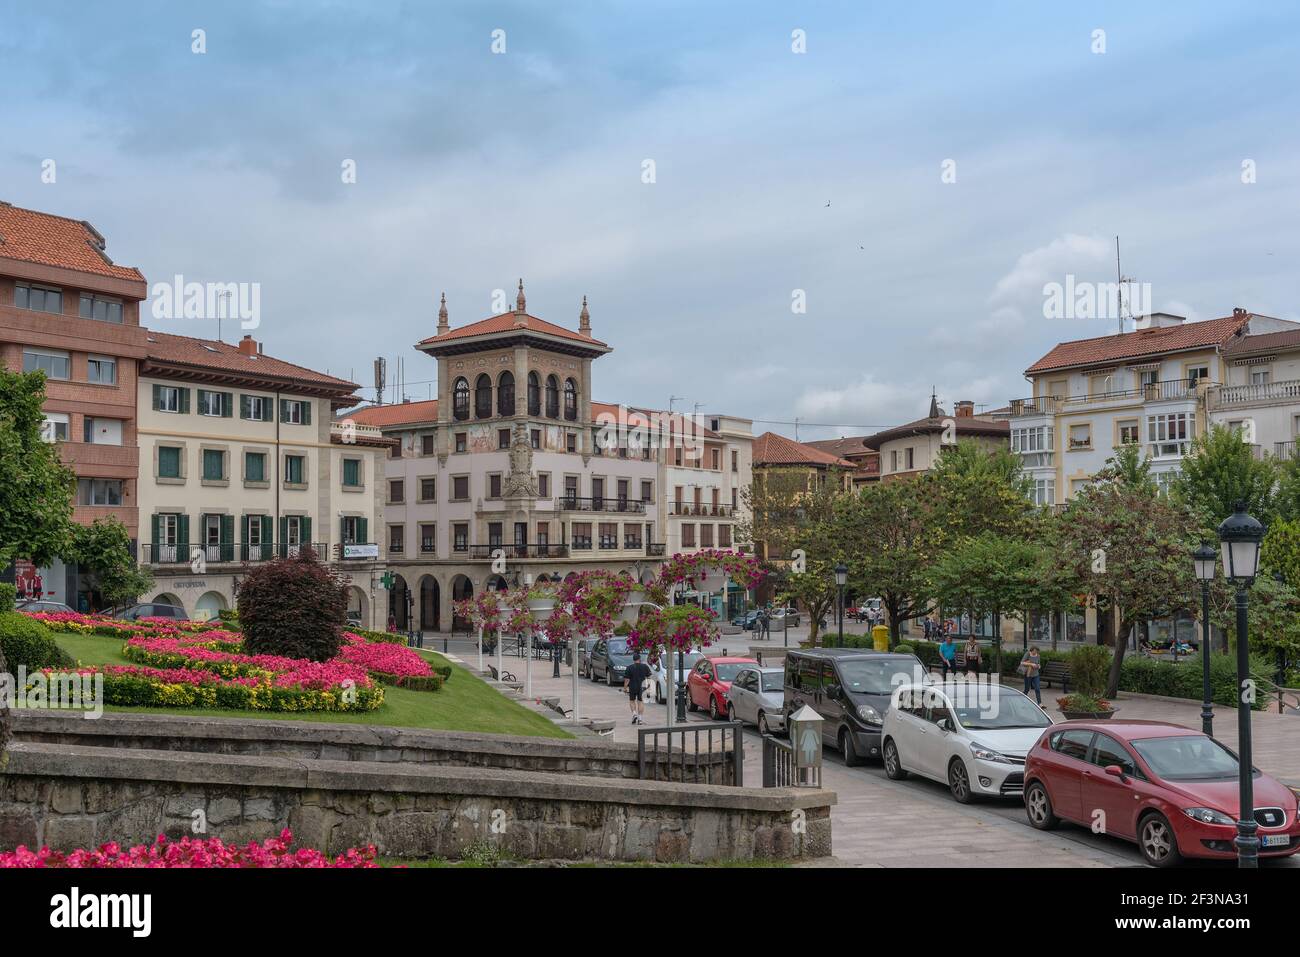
1024 720 1300 867
686 656 757 721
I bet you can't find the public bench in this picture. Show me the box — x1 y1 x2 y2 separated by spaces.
1039 660 1071 691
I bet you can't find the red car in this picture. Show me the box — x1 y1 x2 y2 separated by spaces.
1024 720 1300 867
686 656 758 721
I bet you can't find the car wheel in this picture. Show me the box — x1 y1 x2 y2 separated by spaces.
725 702 736 723
1139 813 1183 868
840 729 861 767
687 690 697 713
710 697 721 721
606 669 614 687
948 758 975 804
758 712 770 736
1024 781 1059 830
883 738 908 780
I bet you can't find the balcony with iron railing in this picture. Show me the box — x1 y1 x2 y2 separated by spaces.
1010 379 1211 417
144 542 331 565
1208 379 1300 412
1275 440 1297 460
555 496 648 514
668 502 736 517
464 543 570 560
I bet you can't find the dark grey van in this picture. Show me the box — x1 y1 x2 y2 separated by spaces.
783 648 926 766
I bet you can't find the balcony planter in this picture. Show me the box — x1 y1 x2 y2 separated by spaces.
526 597 555 619
618 589 649 624
693 570 726 594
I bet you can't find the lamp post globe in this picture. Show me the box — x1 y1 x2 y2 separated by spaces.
1216 502 1264 869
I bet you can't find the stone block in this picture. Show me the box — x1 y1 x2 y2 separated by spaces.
42 816 96 851
655 829 689 863
49 782 83 814
287 805 338 851
0 808 41 850
207 797 242 825
243 797 278 821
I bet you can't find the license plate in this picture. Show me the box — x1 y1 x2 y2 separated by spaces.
1263 834 1289 848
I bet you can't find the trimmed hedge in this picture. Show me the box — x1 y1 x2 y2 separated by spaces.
355 629 409 646
0 611 72 672
91 669 385 712
370 670 445 692
0 583 15 613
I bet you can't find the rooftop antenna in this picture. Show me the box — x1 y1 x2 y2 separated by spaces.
373 357 386 406
216 290 232 343
1116 236 1139 335
794 417 800 441
668 395 685 414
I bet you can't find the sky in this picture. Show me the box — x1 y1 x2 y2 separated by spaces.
3 0 1300 440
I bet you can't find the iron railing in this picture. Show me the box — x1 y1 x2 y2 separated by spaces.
637 721 744 786
668 502 736 517
144 542 330 564
556 496 647 514
466 544 570 559
762 734 796 787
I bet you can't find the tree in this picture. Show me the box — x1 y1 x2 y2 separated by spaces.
237 548 349 661
69 518 154 610
1209 575 1300 685
1095 442 1157 495
0 369 75 567
1172 425 1278 528
1275 453 1300 522
929 440 1035 545
1261 518 1300 591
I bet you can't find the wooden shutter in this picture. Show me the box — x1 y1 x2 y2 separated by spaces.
264 399 274 422
301 516 312 545
240 394 250 419
302 401 311 426
178 388 190 414
358 517 368 544
152 384 162 411
279 399 288 423
177 513 190 546
150 514 160 551
220 514 234 544
280 516 289 543
261 515 273 544
222 392 233 417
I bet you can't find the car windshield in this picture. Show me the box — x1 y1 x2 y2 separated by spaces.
669 653 702 671
838 658 920 695
760 672 784 692
607 639 629 656
952 690 1051 730
714 662 749 682
1131 735 1243 781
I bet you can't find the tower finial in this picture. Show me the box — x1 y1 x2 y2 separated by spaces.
437 291 449 335
929 387 941 420
515 278 526 314
579 295 591 336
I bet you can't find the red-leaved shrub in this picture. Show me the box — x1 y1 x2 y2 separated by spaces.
236 548 349 662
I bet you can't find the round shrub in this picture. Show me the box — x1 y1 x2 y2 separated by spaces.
0 611 72 671
0 583 16 613
894 642 915 654
236 548 349 662
1067 644 1111 697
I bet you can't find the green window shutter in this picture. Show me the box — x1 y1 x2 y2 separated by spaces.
150 514 160 548
302 401 312 426
197 389 208 412
279 400 288 423
179 388 190 414
264 399 275 422
358 517 368 544
221 514 234 544
261 515 273 544
301 516 312 544
222 392 233 417
240 394 250 419
242 514 250 543
177 513 190 547
152 384 162 411
280 516 289 543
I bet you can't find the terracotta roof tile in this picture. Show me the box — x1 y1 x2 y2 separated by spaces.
863 415 1007 450
419 312 608 348
753 431 854 468
1222 328 1300 356
0 202 144 283
805 436 872 458
143 331 357 390
347 399 439 428
1025 315 1249 375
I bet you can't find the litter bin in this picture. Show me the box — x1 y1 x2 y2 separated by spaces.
872 624 890 652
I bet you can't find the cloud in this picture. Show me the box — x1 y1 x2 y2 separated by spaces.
989 233 1111 303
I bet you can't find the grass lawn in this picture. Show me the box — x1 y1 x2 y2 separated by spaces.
49 633 570 738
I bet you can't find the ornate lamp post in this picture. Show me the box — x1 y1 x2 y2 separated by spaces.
1216 502 1264 869
1193 542 1217 736
834 563 848 648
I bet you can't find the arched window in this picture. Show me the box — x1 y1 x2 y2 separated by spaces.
545 375 560 418
475 374 492 419
563 378 578 421
452 378 470 421
527 372 540 416
498 371 515 416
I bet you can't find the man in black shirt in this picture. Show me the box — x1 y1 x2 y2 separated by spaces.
623 651 652 725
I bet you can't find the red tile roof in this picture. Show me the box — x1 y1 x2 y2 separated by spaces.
805 436 873 458
753 431 854 468
863 415 1007 450
0 202 144 283
1024 315 1250 375
347 399 439 428
143 331 357 390
419 312 608 348
1222 328 1300 356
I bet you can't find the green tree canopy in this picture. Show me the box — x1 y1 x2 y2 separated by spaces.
1172 425 1278 528
0 369 74 567
69 518 154 610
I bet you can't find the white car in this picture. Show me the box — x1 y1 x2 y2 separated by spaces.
725 665 786 735
881 680 1053 803
648 649 704 704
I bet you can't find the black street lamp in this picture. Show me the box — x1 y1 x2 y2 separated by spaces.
834 563 848 649
1193 542 1217 736
1217 502 1265 869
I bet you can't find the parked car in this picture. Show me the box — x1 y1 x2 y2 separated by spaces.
1023 720 1300 867
783 648 926 766
769 607 801 627
725 666 786 735
731 610 762 630
114 602 189 622
588 637 635 686
16 600 76 614
648 648 704 704
882 680 1052 802
572 637 601 677
687 656 758 720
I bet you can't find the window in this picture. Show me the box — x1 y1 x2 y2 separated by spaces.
283 454 305 485
731 450 738 472
527 372 541 416
564 475 579 506
280 399 310 425
1118 420 1140 446
1068 424 1091 450
904 447 914 470
682 524 696 548
701 524 714 547
453 523 469 552
202 449 225 481
77 478 123 506
1051 729 1094 762
1147 412 1195 456
890 450 898 472
419 477 436 502
452 378 470 420
452 475 469 500
563 379 577 421
455 432 467 453
41 412 69 442
498 372 515 416
241 394 272 421
712 448 721 470
83 417 122 445
1011 425 1054 453
566 432 576 453
498 428 510 450
1138 369 1159 390
674 446 683 466
245 452 267 483
641 480 653 503
87 356 117 385
16 282 63 315
420 524 436 553
78 293 123 323
475 374 492 419
198 390 231 417
488 522 503 548
1090 734 1138 777
572 522 592 549
617 479 629 509
1187 366 1210 384
154 385 185 413
538 472 549 497
1030 478 1055 508
342 458 362 488
1250 368 1270 386
23 349 70 380
421 433 435 456
731 488 737 508
718 525 731 547
545 376 559 418
389 525 404 554
531 429 540 450
341 516 363 545
389 479 405 503
158 446 182 479
598 522 617 549
592 478 604 509
488 474 502 498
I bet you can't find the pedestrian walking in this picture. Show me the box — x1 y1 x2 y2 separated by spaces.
759 609 770 639
1020 646 1042 704
939 633 957 679
623 651 652 724
964 635 982 676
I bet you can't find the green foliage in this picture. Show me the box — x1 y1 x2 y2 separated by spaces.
1209 575 1300 675
237 548 349 662
929 440 1035 542
0 584 15 614
0 369 75 567
0 640 9 762
1120 652 1273 709
0 611 72 671
355 628 409 645
1275 454 1300 522
1094 443 1157 494
1067 644 1111 697
69 518 154 609
1172 425 1278 527
1261 519 1300 591
217 608 242 629
893 642 914 654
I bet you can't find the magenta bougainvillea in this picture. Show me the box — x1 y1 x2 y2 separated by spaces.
455 590 506 635
557 570 638 636
654 549 766 596
0 829 378 868
628 605 718 663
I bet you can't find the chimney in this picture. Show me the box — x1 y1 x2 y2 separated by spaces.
955 400 974 418
437 291 449 336
1138 312 1186 329
579 295 591 337
238 335 258 357
1233 306 1249 318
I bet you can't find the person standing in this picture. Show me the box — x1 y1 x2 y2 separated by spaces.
624 651 652 725
1020 646 1042 704
939 633 957 679
964 635 982 676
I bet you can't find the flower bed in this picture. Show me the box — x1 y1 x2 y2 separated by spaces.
24 611 210 639
0 829 379 868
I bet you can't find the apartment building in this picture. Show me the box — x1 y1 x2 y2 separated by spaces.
1010 309 1300 506
804 436 881 486
347 285 669 633
0 203 148 610
864 394 1009 480
1206 327 1300 458
660 411 753 556
136 332 391 624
